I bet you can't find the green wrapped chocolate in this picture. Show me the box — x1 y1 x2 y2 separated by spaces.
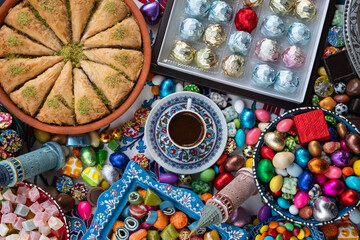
325 115 337 126
257 159 274 183
183 84 200 93
160 224 179 240
282 193 295 201
96 150 107 169
80 147 97 167
312 95 320 107
148 230 160 240
274 130 287 138
191 180 211 194
332 10 343 27
285 136 296 151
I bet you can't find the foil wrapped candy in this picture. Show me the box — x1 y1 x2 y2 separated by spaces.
255 38 280 62
195 48 219 70
180 18 204 42
261 15 286 39
203 24 227 47
222 55 246 78
170 40 197 65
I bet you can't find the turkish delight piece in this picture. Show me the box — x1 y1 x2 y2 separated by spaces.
13 217 25 230
47 216 63 231
29 231 41 240
1 213 17 224
39 225 51 236
17 186 29 197
28 188 40 202
39 201 52 209
5 234 19 240
3 190 16 203
15 194 26 205
0 223 9 237
34 212 50 227
1 201 13 214
50 225 65 238
22 219 36 231
39 234 50 240
14 204 30 217
19 233 30 240
44 205 59 217
29 202 44 214
0 192 4 201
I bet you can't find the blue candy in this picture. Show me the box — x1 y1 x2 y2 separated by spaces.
286 162 303 178
228 31 252 55
295 148 311 168
328 26 345 48
277 197 291 209
345 176 360 192
110 152 130 169
208 1 233 24
115 227 129 240
328 126 339 141
180 18 204 41
185 0 211 18
124 216 139 231
240 108 256 129
261 15 286 39
274 70 299 94
298 170 315 192
287 22 311 46
122 205 130 218
235 129 245 148
252 64 276 88
159 79 175 98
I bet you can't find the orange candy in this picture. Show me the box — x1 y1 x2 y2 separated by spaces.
319 223 339 238
153 210 169 230
216 154 228 165
73 147 81 158
200 193 213 204
137 189 146 200
342 167 354 176
151 86 159 95
170 211 188 229
276 226 286 234
269 221 279 229
112 220 124 232
303 227 311 237
261 231 267 240
129 229 147 240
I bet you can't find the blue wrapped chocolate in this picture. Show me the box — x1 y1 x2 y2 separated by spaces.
287 22 311 46
274 70 300 94
180 18 204 42
252 64 276 88
261 15 286 39
328 26 345 48
185 0 211 18
228 31 252 55
208 1 233 24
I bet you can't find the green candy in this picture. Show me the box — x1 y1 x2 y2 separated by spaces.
96 150 107 169
294 223 302 228
160 224 179 240
281 177 297 195
191 180 211 194
282 193 295 201
283 148 290 152
325 115 337 126
285 136 296 151
257 159 274 183
148 230 160 240
284 222 294 231
144 189 162 206
276 234 283 240
274 130 287 138
200 168 215 182
233 119 241 129
183 84 200 93
332 10 343 27
80 147 97 167
294 136 299 144
312 94 320 107
108 139 119 151
128 191 143 204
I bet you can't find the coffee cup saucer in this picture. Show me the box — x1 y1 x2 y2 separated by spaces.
144 92 228 174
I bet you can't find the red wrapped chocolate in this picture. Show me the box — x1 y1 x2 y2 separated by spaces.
292 109 331 145
234 8 258 33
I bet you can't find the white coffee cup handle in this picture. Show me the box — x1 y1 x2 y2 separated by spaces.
186 98 192 110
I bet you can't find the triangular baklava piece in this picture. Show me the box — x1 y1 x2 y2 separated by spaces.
70 0 96 42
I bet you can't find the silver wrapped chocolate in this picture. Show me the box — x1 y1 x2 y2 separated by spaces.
222 55 246 78
208 1 233 24
252 64 276 88
243 0 264 8
281 46 306 69
294 0 317 21
287 22 311 46
261 15 286 39
269 0 294 15
228 31 252 55
170 40 197 65
195 48 219 70
180 18 204 42
203 24 227 47
255 38 280 62
185 0 211 18
274 70 300 94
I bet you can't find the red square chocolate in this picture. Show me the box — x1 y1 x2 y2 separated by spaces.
292 109 330 145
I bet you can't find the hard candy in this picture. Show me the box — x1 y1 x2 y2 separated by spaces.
334 94 350 103
319 97 336 111
228 31 252 55
195 48 219 70
235 129 245 148
81 166 102 187
110 152 130 169
335 82 347 94
276 119 293 133
185 0 211 17
328 26 345 48
224 138 237 154
180 18 204 42
323 141 341 154
159 173 178 185
255 38 280 62
294 191 309 209
208 1 233 24
334 103 348 115
264 132 285 151
252 64 276 88
286 162 303 177
56 176 73 193
213 172 233 190
332 10 343 27
70 183 88 201
274 70 299 94
308 184 322 200
61 157 83 178
240 108 255 129
314 76 334 97
298 170 315 192
338 223 359 240
78 201 91 220
234 8 258 33
345 176 360 192
278 197 290 209
346 133 360 154
200 168 216 182
323 46 341 57
258 122 269 132
257 159 274 183
346 78 360 96
257 205 271 222
261 14 285 39
261 146 275 160
243 0 264 8
228 207 251 228
270 175 283 193
246 128 261 145
285 136 296 151
299 206 313 219
275 168 288 177
159 79 175 98
287 22 311 46
281 46 306 69
349 209 360 224
313 196 338 221
308 141 322 157
289 205 299 215
204 24 227 48
222 106 238 122
255 109 270 122
209 92 228 109
233 100 245 114
322 180 345 197
243 145 255 158
170 41 196 65
272 152 294 170
228 122 237 138
179 175 192 185
191 180 211 194
221 55 246 78
324 166 342 179
175 83 183 92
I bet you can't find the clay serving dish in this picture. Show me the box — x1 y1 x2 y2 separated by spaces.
0 0 151 134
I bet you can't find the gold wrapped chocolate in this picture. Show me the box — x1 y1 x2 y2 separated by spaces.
269 0 294 15
243 0 264 8
294 0 317 21
222 55 246 78
170 40 197 65
195 48 219 70
203 24 227 48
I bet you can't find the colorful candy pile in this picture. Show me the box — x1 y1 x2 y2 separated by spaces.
0 112 22 160
0 184 65 239
254 219 312 240
256 109 360 221
109 187 221 240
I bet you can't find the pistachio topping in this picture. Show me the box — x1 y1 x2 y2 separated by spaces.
8 64 29 76
104 2 117 13
7 35 21 46
77 96 91 115
104 74 122 88
16 12 30 26
113 27 126 40
114 54 129 66
57 43 84 67
22 86 36 97
46 97 59 109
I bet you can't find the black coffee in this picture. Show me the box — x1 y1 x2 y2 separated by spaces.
168 111 205 147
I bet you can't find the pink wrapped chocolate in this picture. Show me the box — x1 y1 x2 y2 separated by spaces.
17 186 30 197
1 213 17 224
15 194 27 205
29 202 44 214
19 233 30 240
281 46 306 69
29 231 41 240
34 212 50 227
3 189 16 203
1 201 13 214
45 205 59 217
13 217 25 230
28 188 40 202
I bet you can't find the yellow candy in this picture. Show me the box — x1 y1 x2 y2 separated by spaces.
297 229 305 239
246 158 253 168
290 237 298 240
353 160 360 176
318 66 327 76
270 175 283 193
253 218 260 225
101 180 111 190
260 225 269 233
204 230 220 240
255 234 262 240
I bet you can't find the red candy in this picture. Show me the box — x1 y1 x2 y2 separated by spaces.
292 226 300 236
282 230 292 240
261 146 275 160
213 172 234 191
234 8 258 33
267 228 277 238
339 189 358 206
129 204 148 218
272 190 282 197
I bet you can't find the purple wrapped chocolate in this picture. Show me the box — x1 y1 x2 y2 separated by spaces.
331 150 353 167
322 180 345 197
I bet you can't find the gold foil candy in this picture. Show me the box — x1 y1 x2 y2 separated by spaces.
195 48 219 70
269 0 294 15
294 0 317 21
221 55 246 78
243 0 264 8
203 24 227 48
170 40 196 65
